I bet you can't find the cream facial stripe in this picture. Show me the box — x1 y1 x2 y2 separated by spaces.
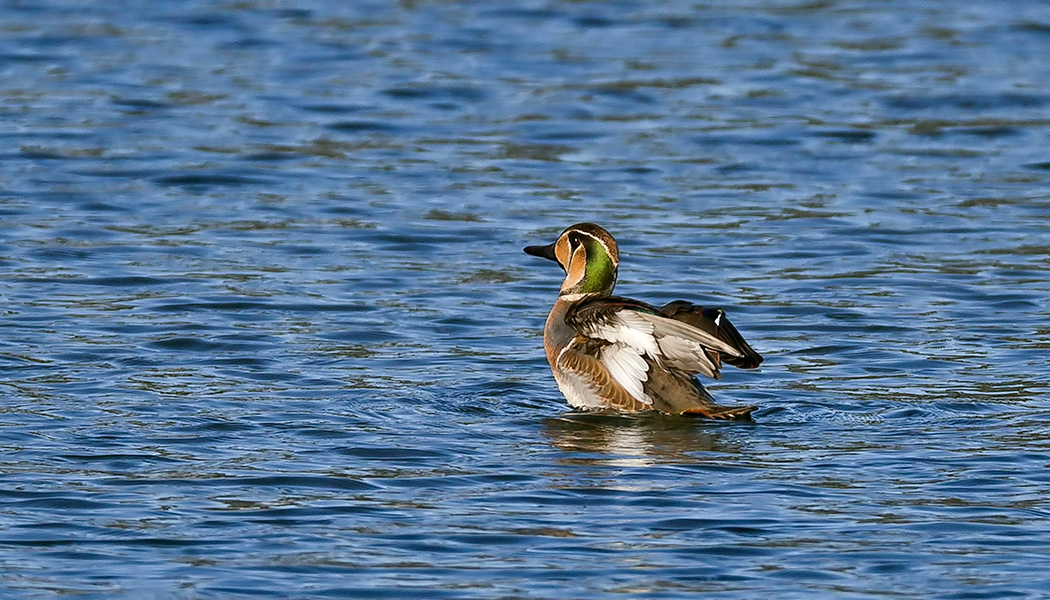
554 233 571 269
562 244 587 290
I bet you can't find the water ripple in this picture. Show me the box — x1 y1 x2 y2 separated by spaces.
3 1 1050 599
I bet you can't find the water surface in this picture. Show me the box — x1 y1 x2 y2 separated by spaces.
3 1 1050 598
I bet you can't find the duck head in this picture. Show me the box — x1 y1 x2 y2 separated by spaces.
525 222 619 296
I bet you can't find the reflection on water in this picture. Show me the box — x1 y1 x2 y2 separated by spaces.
3 0 1050 598
543 414 746 466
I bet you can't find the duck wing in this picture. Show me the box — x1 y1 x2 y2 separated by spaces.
556 337 653 412
565 296 743 381
659 300 763 370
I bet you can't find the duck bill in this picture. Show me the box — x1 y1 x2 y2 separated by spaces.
524 242 558 262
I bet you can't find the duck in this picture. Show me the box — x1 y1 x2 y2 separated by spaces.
524 222 763 419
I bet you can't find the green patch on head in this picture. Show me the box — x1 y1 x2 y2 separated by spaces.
578 235 617 294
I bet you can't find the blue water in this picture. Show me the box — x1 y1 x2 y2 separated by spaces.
3 1 1050 598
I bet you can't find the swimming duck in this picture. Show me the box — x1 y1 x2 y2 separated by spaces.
524 223 763 419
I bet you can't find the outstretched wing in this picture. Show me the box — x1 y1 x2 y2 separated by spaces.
566 296 744 383
659 300 764 369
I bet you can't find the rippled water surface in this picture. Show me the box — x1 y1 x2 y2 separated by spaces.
4 1 1050 598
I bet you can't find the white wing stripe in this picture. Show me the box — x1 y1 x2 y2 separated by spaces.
640 313 742 357
601 344 651 405
584 311 660 357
